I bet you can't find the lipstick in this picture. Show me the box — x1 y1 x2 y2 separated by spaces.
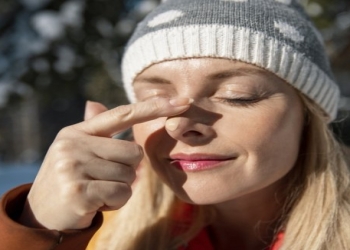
169 154 236 172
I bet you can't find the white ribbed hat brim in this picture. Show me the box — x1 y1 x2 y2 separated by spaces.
122 25 340 121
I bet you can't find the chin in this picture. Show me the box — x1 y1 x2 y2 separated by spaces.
171 182 245 205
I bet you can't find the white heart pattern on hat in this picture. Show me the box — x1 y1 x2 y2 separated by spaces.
274 20 304 42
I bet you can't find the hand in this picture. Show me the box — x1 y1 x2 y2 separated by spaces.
19 97 192 230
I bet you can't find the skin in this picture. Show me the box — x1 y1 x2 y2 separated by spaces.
20 58 304 250
20 97 193 230
133 58 305 249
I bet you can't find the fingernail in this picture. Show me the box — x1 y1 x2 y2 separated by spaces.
165 119 180 131
169 97 194 107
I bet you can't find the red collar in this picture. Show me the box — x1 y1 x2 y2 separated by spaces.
178 228 284 250
174 203 284 250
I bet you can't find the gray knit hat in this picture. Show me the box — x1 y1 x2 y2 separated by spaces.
122 0 340 121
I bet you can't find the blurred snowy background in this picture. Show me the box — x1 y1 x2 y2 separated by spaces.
0 0 349 194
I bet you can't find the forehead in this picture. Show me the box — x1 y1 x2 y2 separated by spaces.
134 58 280 83
132 58 301 100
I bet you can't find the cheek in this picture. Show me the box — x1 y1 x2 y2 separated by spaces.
242 101 304 178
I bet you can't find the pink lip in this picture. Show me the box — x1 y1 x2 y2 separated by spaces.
169 153 237 172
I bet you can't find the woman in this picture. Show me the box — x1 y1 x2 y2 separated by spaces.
1 0 349 249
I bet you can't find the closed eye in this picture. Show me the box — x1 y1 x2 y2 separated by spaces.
218 97 262 107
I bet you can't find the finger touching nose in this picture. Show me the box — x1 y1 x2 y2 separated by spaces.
74 97 193 137
165 116 216 144
165 117 181 132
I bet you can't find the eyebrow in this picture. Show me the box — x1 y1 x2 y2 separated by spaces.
206 68 271 80
134 67 270 84
134 76 172 84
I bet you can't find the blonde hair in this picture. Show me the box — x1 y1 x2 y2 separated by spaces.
280 95 350 249
94 96 350 250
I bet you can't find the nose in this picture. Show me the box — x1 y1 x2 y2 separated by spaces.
164 104 220 145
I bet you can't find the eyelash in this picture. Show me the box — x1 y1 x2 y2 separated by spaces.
219 97 261 107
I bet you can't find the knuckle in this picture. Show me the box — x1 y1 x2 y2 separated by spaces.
148 100 162 114
57 126 74 138
124 168 137 184
86 182 132 210
61 182 85 202
107 184 131 202
53 138 75 153
137 144 144 158
114 184 132 202
130 169 137 182
147 102 161 113
112 105 133 121
131 144 144 161
116 142 143 166
55 158 80 173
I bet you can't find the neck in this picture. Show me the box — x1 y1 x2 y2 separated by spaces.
208 179 287 250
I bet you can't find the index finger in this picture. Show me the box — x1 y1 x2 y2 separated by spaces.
73 97 193 137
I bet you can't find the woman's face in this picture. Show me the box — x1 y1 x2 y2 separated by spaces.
132 58 304 204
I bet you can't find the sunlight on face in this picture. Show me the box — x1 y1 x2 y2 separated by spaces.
132 58 304 205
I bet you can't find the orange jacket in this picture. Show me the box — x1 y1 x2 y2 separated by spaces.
0 184 283 250
0 184 101 250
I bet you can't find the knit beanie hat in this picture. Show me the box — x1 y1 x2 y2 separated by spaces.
122 0 340 121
